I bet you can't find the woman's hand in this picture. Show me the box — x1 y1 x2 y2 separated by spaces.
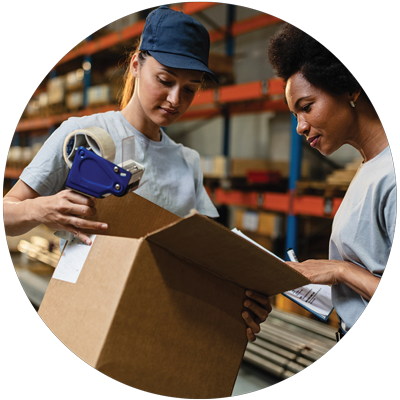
286 259 348 286
4 181 108 245
242 290 272 342
286 259 380 301
32 189 108 244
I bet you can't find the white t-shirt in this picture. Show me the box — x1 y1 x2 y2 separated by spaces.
20 111 219 219
329 146 396 330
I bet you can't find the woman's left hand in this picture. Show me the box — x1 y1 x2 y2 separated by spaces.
286 259 350 286
242 290 272 342
287 259 380 301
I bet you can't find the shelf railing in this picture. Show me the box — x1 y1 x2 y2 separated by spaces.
55 4 281 67
210 188 342 218
17 79 286 132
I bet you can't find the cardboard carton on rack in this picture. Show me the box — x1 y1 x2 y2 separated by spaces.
38 193 309 399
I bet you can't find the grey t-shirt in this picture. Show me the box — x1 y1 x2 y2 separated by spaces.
330 146 396 330
20 111 219 219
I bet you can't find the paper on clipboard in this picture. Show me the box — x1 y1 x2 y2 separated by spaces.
231 228 334 321
283 284 333 321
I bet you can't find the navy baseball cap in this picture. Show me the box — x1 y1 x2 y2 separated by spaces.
139 6 219 83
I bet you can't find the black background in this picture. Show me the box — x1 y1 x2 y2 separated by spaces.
0 1 400 397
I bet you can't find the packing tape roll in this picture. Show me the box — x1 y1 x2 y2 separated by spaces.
63 127 116 168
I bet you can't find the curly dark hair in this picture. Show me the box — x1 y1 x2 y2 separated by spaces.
268 23 361 96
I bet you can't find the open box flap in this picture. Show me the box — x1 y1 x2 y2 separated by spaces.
84 192 181 238
146 212 310 296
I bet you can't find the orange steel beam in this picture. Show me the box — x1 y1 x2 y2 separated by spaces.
4 167 24 180
192 80 284 107
209 13 282 43
20 80 286 131
172 2 218 14
232 13 281 37
268 78 285 96
293 195 325 217
209 188 342 218
263 192 290 213
16 105 118 132
57 3 217 66
179 98 288 121
219 81 263 103
191 89 215 106
214 188 260 207
57 7 280 66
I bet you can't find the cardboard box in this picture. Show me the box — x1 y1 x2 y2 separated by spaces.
230 158 310 179
39 193 309 398
66 91 84 110
65 69 84 91
47 76 66 105
234 208 282 238
201 155 227 178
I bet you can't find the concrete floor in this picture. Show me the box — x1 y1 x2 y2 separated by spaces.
232 361 281 396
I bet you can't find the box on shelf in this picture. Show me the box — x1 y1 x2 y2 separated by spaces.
37 92 49 116
208 53 234 76
47 76 66 106
326 158 362 186
66 91 84 111
201 155 227 178
38 193 309 398
24 99 40 118
234 208 282 239
65 69 84 91
87 84 110 106
207 52 235 86
86 84 118 107
7 146 34 169
230 158 310 179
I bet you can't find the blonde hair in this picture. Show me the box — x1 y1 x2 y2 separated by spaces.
118 42 150 109
118 43 206 109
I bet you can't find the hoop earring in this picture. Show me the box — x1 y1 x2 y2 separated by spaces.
350 101 356 108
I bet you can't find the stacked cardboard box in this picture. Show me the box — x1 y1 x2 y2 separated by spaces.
201 155 227 178
230 158 310 179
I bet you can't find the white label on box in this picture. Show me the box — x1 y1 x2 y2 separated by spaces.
201 156 214 174
242 211 259 232
53 236 96 284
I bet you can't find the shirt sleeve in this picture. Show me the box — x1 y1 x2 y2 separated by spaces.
383 185 397 244
192 150 219 218
20 119 80 196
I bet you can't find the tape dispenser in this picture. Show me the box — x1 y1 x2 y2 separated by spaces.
63 127 145 198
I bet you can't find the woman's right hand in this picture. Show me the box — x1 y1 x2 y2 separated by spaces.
33 189 108 244
3 181 108 245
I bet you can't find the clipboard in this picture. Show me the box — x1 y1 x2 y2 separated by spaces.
232 228 334 321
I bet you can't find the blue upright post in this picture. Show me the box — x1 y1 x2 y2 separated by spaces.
82 36 92 108
222 5 235 158
285 114 302 258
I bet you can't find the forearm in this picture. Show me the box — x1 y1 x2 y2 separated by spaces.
3 196 41 236
337 262 380 301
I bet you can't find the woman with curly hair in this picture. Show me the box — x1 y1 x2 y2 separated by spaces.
268 23 396 338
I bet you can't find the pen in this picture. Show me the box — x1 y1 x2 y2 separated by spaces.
286 248 299 262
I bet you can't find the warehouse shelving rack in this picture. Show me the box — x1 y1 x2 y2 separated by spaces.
9 2 341 259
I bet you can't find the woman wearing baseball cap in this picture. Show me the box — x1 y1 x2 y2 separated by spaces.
4 6 271 341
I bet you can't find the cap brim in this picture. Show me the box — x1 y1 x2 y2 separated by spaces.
148 50 219 84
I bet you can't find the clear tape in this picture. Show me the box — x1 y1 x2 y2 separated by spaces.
63 127 116 168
